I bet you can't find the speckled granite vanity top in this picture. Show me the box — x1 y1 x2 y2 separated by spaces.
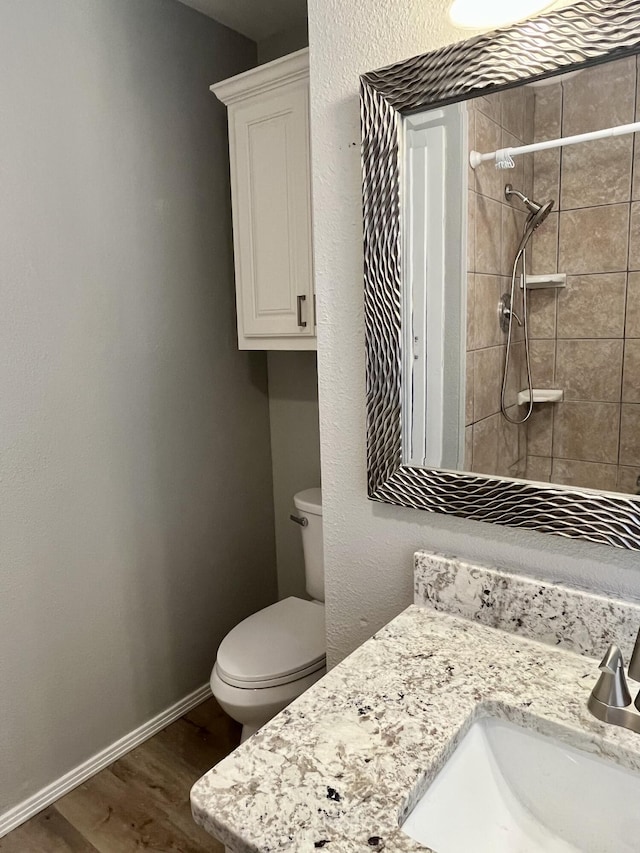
191 554 640 852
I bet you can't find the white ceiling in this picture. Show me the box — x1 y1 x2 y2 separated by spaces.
177 0 307 41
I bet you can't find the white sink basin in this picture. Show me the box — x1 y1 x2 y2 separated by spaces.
402 716 640 852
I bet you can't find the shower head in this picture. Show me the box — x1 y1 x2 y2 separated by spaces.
504 184 554 223
527 198 554 231
505 184 554 255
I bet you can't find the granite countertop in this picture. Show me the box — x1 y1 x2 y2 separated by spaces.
190 604 640 853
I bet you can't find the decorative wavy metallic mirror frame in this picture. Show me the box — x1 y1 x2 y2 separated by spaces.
361 0 640 551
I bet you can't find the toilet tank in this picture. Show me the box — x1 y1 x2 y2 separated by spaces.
293 488 324 602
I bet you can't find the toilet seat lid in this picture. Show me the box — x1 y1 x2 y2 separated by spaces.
216 597 326 687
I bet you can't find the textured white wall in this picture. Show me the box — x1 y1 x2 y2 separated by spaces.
307 0 640 666
0 0 277 815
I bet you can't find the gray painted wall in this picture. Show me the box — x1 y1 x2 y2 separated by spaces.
267 352 321 599
0 0 277 815
307 0 640 667
258 21 309 64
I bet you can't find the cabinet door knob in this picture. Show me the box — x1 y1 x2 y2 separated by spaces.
296 294 307 328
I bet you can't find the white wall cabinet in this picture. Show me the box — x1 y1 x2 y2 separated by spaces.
212 49 315 350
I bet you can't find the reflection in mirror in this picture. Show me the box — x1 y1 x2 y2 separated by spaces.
403 106 466 469
405 54 640 497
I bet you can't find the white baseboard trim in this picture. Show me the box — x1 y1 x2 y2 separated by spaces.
0 682 212 838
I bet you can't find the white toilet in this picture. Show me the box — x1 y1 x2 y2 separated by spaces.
210 488 325 741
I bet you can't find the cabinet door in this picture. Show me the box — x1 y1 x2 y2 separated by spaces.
230 80 314 345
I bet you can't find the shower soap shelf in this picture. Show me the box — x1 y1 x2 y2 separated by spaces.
519 274 566 290
517 389 564 406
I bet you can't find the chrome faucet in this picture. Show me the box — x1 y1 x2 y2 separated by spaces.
629 627 640 682
588 628 640 734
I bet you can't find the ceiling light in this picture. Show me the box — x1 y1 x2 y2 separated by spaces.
449 0 556 29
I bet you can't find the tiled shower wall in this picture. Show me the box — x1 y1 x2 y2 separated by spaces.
527 56 640 494
465 87 534 476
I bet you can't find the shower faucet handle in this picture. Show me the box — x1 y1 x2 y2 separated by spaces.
504 305 523 327
499 293 522 332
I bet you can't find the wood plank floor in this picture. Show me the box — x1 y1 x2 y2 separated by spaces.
0 698 241 852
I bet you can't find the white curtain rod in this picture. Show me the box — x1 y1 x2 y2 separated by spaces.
470 119 640 170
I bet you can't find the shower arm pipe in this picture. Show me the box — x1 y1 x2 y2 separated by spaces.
470 119 640 169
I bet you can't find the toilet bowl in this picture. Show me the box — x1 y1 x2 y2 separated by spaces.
211 488 324 742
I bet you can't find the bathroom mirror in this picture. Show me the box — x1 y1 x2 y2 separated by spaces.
362 0 640 549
